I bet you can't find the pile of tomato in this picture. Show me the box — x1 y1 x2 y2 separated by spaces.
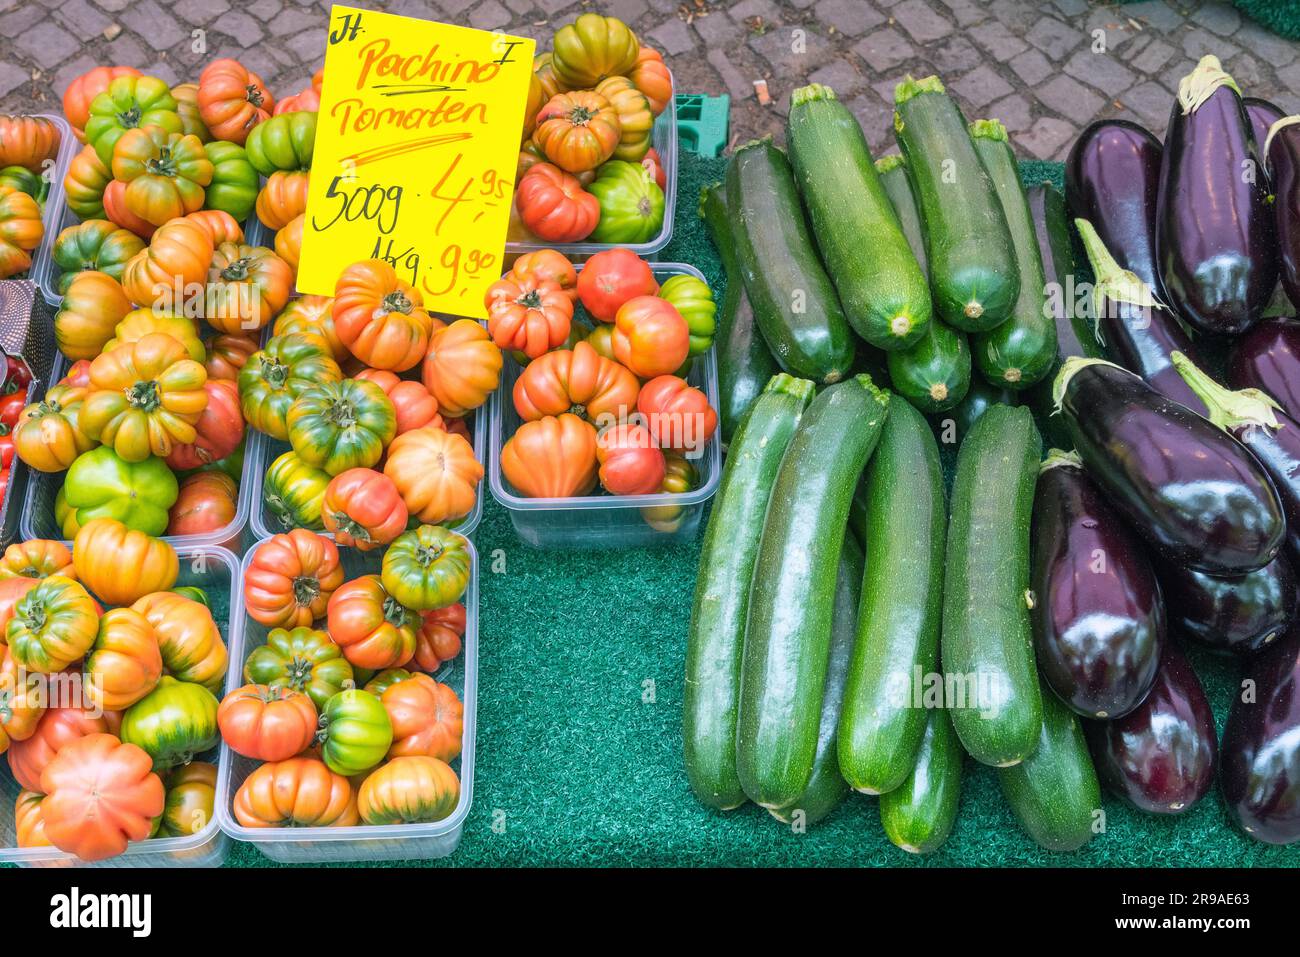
489 246 718 520
512 12 673 245
229 527 469 829
0 356 33 512
0 114 61 280
0 532 227 860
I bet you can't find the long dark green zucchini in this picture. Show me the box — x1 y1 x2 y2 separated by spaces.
969 120 1058 390
877 154 971 413
1025 181 1102 448
737 374 890 808
684 374 816 810
894 75 1019 332
929 375 1017 452
699 182 780 447
997 679 1101 851
770 533 861 826
838 399 946 794
787 84 930 351
879 707 963 854
726 138 856 384
941 403 1043 767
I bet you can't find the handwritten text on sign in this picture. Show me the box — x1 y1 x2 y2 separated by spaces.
296 6 535 317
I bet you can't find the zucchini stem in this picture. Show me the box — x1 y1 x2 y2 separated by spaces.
1169 351 1280 432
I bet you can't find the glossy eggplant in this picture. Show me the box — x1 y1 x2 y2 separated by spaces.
1226 316 1300 418
1053 357 1285 575
1158 553 1298 656
1266 117 1300 312
1221 630 1300 844
1156 56 1276 335
1074 219 1207 416
1173 352 1300 562
1084 642 1216 814
1065 119 1163 292
1031 452 1164 718
1244 97 1285 157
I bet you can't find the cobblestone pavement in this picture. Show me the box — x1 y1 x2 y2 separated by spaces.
0 0 1295 160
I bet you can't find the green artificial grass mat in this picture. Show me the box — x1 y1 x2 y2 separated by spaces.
219 150 1298 867
1123 0 1300 40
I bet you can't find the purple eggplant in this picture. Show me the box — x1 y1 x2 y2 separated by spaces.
1031 452 1164 718
1227 316 1300 417
1158 553 1298 656
1243 97 1285 159
1221 630 1300 844
1085 642 1216 813
1053 357 1285 574
1173 353 1300 562
1266 117 1300 312
1065 119 1164 292
1156 56 1276 335
1074 219 1207 415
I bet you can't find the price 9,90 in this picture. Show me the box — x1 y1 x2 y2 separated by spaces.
423 243 497 297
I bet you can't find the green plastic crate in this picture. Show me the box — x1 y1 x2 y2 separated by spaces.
675 93 730 157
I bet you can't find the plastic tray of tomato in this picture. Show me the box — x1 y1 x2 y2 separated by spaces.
245 393 487 543
20 345 260 554
215 534 477 863
508 89 678 260
488 261 722 549
0 542 237 868
5 114 76 295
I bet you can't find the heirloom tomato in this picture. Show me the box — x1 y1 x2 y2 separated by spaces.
588 160 665 244
185 208 244 246
205 332 260 382
204 241 293 333
327 575 420 671
322 468 408 551
612 295 689 378
85 607 163 711
204 140 259 222
636 374 718 452
273 295 346 362
576 247 657 322
73 518 179 607
170 82 211 143
232 757 358 828
354 370 443 435
104 310 205 362
364 669 413 697
217 683 317 762
422 319 503 417
159 761 216 837
414 603 465 672
119 216 213 310
8 705 116 791
657 274 716 356
485 274 573 360
197 58 274 145
6 576 98 674
550 12 640 88
534 90 621 173
286 378 396 476
39 734 164 861
0 644 44 744
380 525 471 612
64 145 112 219
255 169 309 230
102 178 155 238
52 219 145 293
594 76 653 162
0 184 40 278
244 529 343 629
53 269 133 360
275 214 303 276
64 66 143 140
316 689 393 777
500 413 599 498
238 332 343 441
628 46 673 116
245 110 315 174
166 379 243 470
244 625 353 712
333 259 438 372
84 75 182 166
14 384 96 473
383 427 481 526
514 162 599 242
359 755 460 825
510 248 578 302
264 449 331 531
513 341 639 424
14 790 49 847
166 470 238 537
382 673 463 762
111 126 212 226
0 539 74 580
120 675 220 771
131 590 228 692
63 445 178 536
641 452 699 532
596 422 665 495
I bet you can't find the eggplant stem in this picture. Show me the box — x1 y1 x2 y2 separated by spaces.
1039 448 1083 474
1264 115 1300 164
1177 54 1240 115
1073 217 1162 342
1169 351 1280 433
1051 355 1126 413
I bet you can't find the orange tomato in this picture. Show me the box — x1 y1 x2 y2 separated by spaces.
612 295 690 378
73 518 178 607
0 539 74 580
636 374 719 452
383 426 482 526
512 341 640 425
197 58 274 144
218 683 318 762
514 163 599 242
382 672 463 762
333 259 438 372
484 274 573 360
131 590 228 692
7 705 116 792
413 603 465 672
84 607 163 711
321 468 408 552
500 413 598 498
596 422 666 495
233 757 358 828
244 530 344 629
421 319 502 418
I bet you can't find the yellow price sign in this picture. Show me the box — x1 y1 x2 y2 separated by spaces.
297 5 535 317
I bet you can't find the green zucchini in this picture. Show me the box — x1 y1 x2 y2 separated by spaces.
699 182 780 447
838 399 946 793
684 373 816 810
770 533 861 826
1025 181 1101 449
787 84 930 351
887 319 972 413
929 375 1017 451
737 374 890 808
726 138 856 385
997 679 1101 851
894 76 1019 332
941 403 1042 767
879 707 963 854
969 120 1058 390
876 154 927 271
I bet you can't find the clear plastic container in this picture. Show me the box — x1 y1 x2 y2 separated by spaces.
507 89 677 260
489 262 722 549
20 351 256 554
23 114 76 304
0 543 238 868
216 535 478 863
246 400 486 541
